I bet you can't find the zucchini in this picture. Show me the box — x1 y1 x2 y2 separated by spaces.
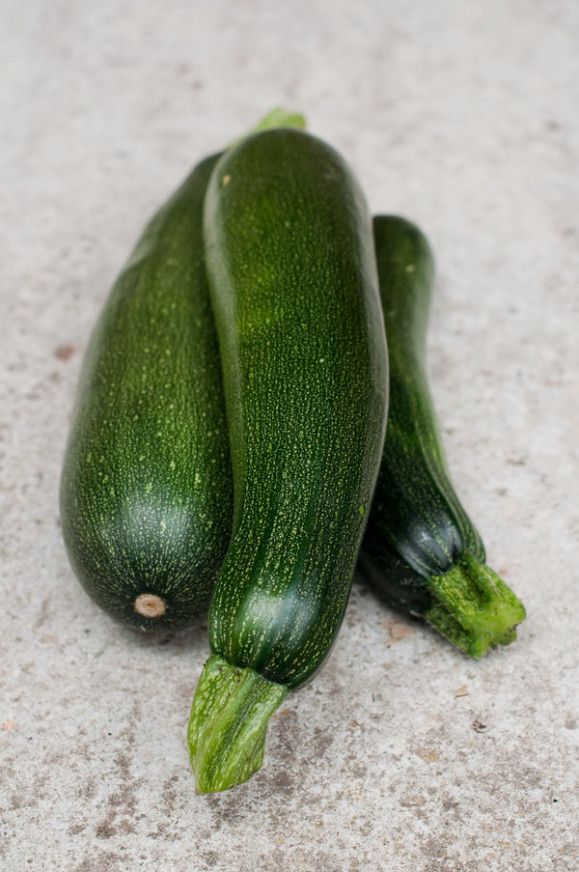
60 155 232 629
188 128 388 792
358 216 525 657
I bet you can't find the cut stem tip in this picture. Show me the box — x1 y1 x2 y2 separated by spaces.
425 554 526 658
188 654 288 794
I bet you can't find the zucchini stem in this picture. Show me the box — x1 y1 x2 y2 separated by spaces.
251 106 307 133
227 107 307 150
188 654 288 794
425 554 526 658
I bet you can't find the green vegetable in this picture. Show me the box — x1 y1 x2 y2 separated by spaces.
188 128 388 792
358 216 526 657
60 155 231 629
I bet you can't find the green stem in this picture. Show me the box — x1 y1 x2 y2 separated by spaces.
188 654 289 794
251 106 307 133
424 554 526 658
228 107 307 149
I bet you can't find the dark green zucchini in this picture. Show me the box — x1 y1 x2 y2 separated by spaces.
60 155 233 630
188 129 388 792
358 215 525 657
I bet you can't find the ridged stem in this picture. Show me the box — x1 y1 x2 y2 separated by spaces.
188 654 289 794
425 554 526 658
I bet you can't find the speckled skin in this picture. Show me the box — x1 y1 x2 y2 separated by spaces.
359 217 524 652
3 1 577 864
360 217 482 584
204 129 388 689
60 156 233 630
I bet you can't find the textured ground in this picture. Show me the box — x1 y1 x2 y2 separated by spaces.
1 1 578 870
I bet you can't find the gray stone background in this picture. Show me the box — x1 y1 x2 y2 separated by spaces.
2 1 578 870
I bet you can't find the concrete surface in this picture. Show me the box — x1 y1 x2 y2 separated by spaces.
2 1 578 870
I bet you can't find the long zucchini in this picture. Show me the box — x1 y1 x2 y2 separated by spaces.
358 215 525 657
188 129 388 792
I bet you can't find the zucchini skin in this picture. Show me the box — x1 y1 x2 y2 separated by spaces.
60 156 232 630
204 129 388 688
362 216 483 580
358 216 525 655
